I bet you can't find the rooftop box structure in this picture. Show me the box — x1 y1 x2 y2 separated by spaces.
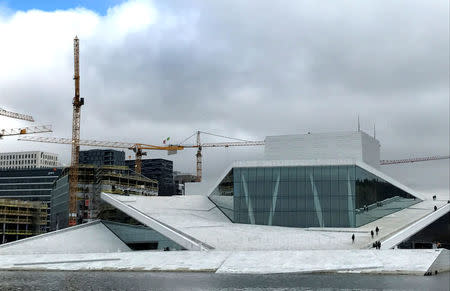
264 131 380 168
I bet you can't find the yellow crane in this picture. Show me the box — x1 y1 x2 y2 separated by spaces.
178 131 265 182
69 36 85 227
18 132 266 182
17 136 183 174
0 125 52 138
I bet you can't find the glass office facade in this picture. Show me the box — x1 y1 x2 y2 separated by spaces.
0 168 62 232
209 165 419 228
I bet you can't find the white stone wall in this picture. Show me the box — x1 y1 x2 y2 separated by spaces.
264 131 380 168
360 131 380 168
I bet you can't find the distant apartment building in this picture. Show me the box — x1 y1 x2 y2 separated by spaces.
0 151 59 170
79 149 125 166
125 159 175 196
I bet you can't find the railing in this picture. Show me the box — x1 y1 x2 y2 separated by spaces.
0 230 34 235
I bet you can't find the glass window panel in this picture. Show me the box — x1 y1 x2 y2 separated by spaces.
248 181 257 200
338 166 348 180
256 167 265 183
289 167 296 180
272 167 280 182
330 166 339 180
313 166 322 181
234 182 241 198
321 193 331 211
281 197 290 211
321 180 331 196
279 181 288 197
256 182 264 200
338 196 349 212
239 211 249 224
322 166 331 181
288 196 297 211
348 165 355 181
240 197 248 211
240 168 248 183
281 168 289 181
248 168 257 182
265 196 274 211
330 196 340 211
234 195 240 212
305 167 314 182
264 167 272 181
297 212 307 227
288 181 297 197
263 180 272 197
234 211 240 222
338 180 348 196
297 167 306 181
308 212 319 227
297 182 306 210
331 180 340 196
322 211 332 227
305 197 315 212
234 168 241 183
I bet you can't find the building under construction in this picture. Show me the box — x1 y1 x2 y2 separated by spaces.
50 165 158 230
0 199 47 244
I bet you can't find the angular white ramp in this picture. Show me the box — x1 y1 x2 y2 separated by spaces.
0 221 131 255
381 204 450 249
101 193 214 251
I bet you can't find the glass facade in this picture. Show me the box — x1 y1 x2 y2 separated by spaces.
103 221 184 251
0 168 62 232
209 165 419 228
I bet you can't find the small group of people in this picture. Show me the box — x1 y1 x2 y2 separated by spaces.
362 205 369 212
370 226 380 238
353 226 380 244
373 240 381 249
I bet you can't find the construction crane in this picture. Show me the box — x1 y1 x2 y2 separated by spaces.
69 36 85 226
18 133 265 182
0 125 52 138
380 155 450 165
178 131 265 182
0 108 34 122
130 144 185 173
19 134 449 183
17 136 183 174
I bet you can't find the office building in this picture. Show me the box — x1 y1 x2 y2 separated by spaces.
50 165 158 230
126 159 175 196
79 149 125 166
0 168 62 232
0 151 59 170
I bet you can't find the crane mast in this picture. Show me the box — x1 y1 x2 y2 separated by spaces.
196 131 202 182
69 36 84 226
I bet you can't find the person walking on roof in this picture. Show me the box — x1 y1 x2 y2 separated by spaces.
352 234 355 244
371 230 374 239
375 226 379 236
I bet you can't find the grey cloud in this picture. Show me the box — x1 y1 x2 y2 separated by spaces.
1 0 448 191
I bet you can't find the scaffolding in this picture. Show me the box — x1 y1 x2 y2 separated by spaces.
0 199 47 244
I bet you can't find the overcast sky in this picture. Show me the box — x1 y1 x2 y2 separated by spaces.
0 0 448 193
